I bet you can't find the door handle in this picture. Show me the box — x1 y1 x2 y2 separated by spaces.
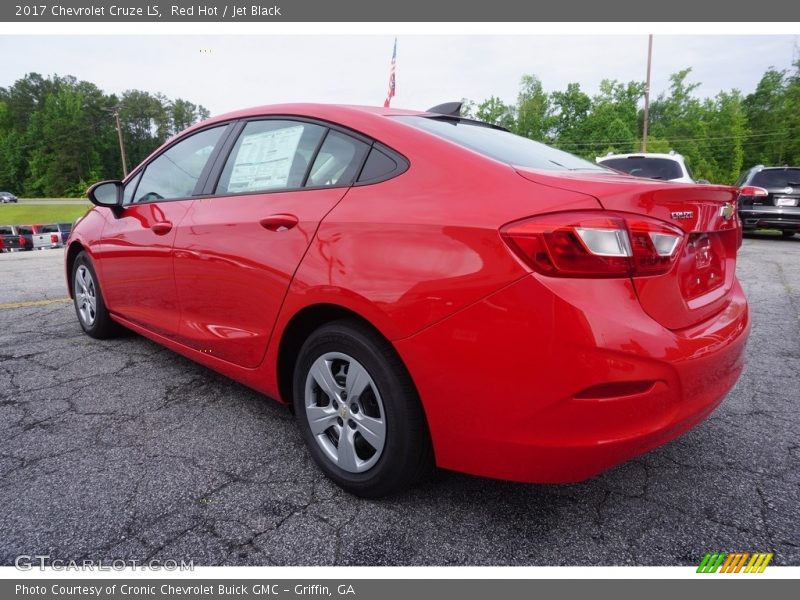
150 221 173 235
259 214 299 232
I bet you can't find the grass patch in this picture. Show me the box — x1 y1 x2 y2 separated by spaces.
0 204 91 225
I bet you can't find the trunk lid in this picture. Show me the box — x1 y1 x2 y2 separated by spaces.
516 168 740 330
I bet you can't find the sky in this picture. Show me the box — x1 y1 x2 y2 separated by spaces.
0 35 797 116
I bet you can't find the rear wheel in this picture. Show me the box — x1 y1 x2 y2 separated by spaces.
72 251 119 339
293 320 432 497
781 230 796 238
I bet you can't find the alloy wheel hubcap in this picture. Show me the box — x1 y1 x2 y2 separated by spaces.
74 265 97 326
304 352 386 473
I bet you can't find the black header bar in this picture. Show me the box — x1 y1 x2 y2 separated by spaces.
2 0 799 22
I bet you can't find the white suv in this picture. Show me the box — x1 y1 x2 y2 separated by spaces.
596 151 701 183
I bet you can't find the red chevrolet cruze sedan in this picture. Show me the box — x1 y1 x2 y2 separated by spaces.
67 103 750 497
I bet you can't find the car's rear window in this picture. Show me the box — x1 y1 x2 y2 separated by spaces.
599 157 683 180
396 116 604 172
751 168 800 188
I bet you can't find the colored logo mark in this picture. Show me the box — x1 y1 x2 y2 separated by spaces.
697 552 773 573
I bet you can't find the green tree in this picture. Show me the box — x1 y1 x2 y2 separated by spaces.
514 74 552 141
475 96 515 130
550 83 591 149
743 68 789 167
0 72 210 196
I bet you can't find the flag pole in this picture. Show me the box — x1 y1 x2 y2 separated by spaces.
642 34 653 152
384 37 397 108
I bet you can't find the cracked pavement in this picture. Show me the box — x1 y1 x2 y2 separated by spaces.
0 236 798 566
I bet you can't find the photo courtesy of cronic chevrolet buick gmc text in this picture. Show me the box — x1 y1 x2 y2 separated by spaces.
65 102 750 497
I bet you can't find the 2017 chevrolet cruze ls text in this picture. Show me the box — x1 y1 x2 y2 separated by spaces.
67 103 750 497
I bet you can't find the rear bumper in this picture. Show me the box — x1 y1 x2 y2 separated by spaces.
395 274 750 484
739 206 800 231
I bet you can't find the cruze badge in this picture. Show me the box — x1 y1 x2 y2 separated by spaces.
671 211 694 220
719 203 735 220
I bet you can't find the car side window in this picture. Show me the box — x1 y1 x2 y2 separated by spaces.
132 125 226 203
216 120 326 195
306 131 370 188
357 146 402 183
122 171 143 205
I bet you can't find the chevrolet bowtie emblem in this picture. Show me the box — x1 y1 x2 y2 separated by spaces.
719 203 735 220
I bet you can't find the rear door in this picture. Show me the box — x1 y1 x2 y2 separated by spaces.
97 124 230 337
172 119 370 368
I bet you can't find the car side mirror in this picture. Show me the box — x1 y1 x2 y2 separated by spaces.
87 180 123 208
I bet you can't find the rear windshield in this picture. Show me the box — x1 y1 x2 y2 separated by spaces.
396 116 605 172
599 157 683 180
751 168 800 188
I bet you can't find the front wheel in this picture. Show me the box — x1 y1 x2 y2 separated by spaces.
293 320 432 497
780 230 796 238
72 251 119 339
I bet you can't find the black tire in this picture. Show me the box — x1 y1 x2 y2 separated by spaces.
293 319 432 498
71 251 119 339
780 230 796 238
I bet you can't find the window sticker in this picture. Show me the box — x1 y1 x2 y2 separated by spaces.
228 125 304 192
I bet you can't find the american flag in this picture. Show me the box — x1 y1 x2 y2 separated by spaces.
384 38 397 108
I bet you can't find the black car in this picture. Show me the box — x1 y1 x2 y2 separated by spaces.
0 225 23 251
736 166 800 237
0 191 18 203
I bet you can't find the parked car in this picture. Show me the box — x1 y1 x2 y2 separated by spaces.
0 225 24 252
57 222 73 244
36 223 69 248
597 151 704 183
17 224 57 250
0 191 17 203
67 102 750 497
736 165 800 238
13 225 34 250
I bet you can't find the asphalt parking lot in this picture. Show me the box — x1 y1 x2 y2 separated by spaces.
1 236 798 567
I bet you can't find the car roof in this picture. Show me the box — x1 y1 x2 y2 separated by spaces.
752 165 800 171
597 152 685 161
200 103 425 128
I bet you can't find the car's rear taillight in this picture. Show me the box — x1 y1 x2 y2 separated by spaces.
500 211 684 278
738 186 768 198
50 233 59 244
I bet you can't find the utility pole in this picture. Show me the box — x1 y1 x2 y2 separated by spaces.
113 108 128 177
641 34 653 152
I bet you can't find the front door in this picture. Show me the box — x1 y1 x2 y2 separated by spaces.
97 124 229 337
